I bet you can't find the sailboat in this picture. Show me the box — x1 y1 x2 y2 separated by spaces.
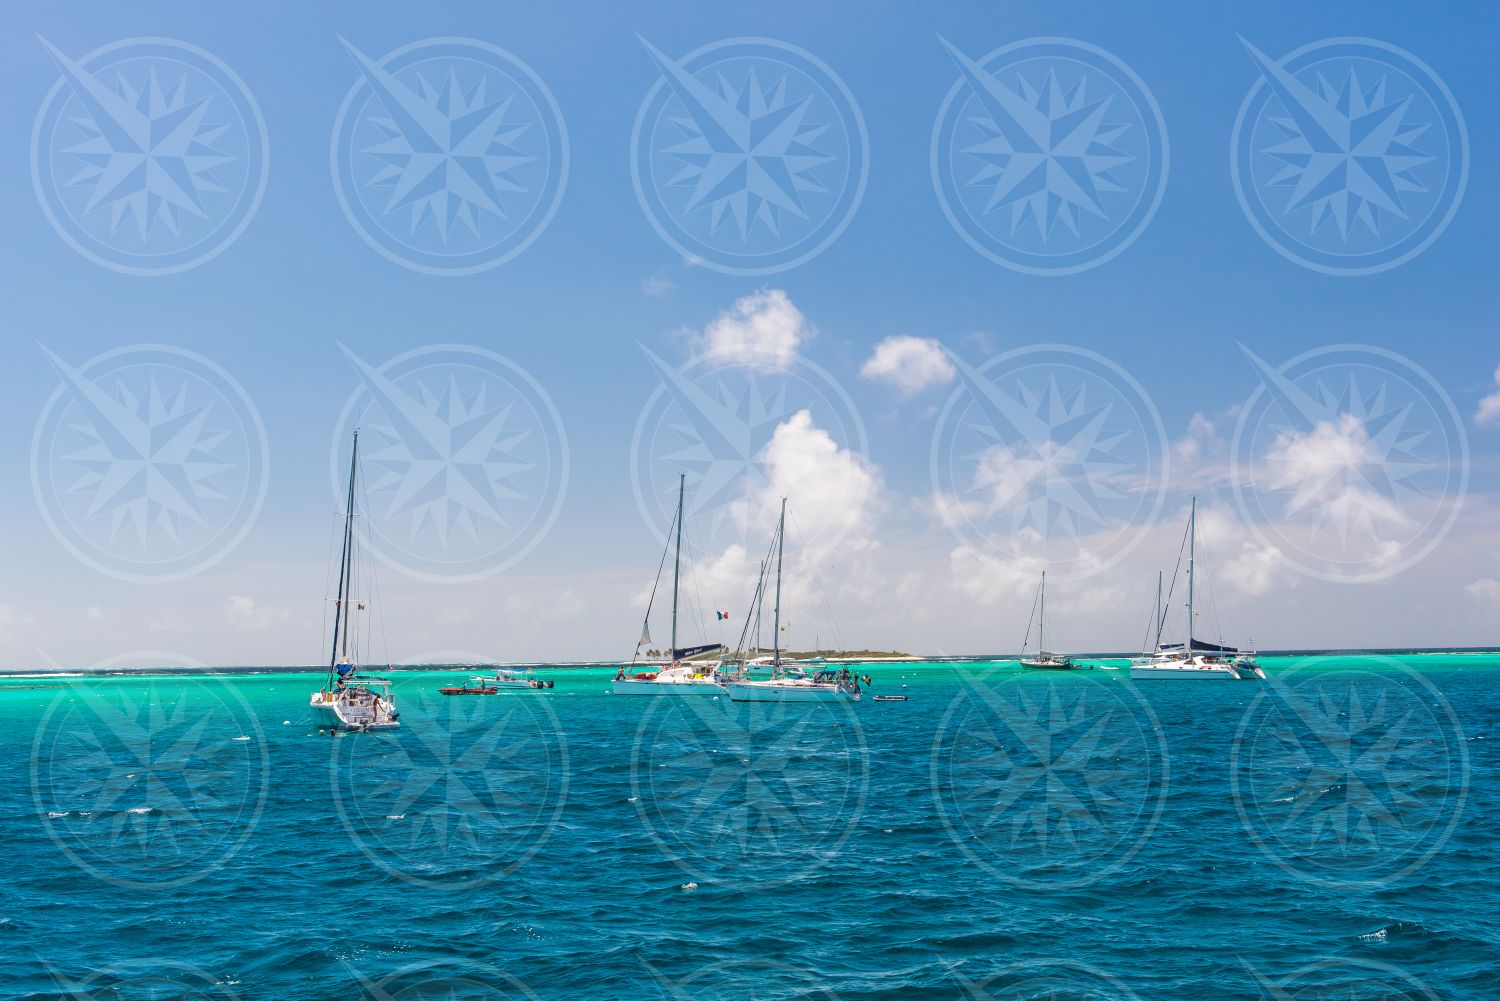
723 499 861 704
1018 571 1078 670
1131 497 1265 681
612 474 726 695
310 430 402 729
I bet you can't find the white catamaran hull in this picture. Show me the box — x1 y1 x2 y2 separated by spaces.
724 681 858 703
611 678 723 696
1129 664 1240 680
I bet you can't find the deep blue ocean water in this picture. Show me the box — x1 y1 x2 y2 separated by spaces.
1 654 1497 999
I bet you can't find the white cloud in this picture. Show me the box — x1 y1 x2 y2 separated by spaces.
1266 414 1408 534
642 272 676 298
86 606 104 621
1465 578 1500 604
732 409 881 561
698 289 809 370
225 595 286 631
1173 412 1217 465
860 335 956 394
1476 364 1500 425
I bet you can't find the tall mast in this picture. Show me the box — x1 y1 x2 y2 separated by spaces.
1038 571 1046 652
1153 570 1164 651
329 430 359 681
670 473 683 658
772 497 785 675
1185 496 1196 654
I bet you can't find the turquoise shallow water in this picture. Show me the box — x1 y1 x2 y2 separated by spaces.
2 654 1498 999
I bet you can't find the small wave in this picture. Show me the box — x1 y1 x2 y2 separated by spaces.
231 736 251 742
386 814 405 820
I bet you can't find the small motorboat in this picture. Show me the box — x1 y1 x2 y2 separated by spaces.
493 669 554 690
872 695 908 702
439 676 500 696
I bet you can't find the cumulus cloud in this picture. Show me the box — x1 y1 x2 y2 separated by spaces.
860 335 956 394
1476 364 1500 425
733 409 881 559
1173 412 1217 465
698 289 809 369
1266 414 1408 536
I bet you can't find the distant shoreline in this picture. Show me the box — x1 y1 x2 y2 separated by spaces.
2 646 1497 678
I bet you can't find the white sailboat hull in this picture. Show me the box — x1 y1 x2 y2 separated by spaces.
724 680 858 703
309 690 401 730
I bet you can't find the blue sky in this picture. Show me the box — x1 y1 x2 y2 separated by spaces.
1 1 1496 667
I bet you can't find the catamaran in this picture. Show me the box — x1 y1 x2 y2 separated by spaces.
612 474 726 695
1131 497 1265 681
723 499 862 704
310 430 402 730
1018 571 1078 670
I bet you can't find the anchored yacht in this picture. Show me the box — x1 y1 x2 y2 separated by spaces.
1131 497 1265 681
310 430 402 730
